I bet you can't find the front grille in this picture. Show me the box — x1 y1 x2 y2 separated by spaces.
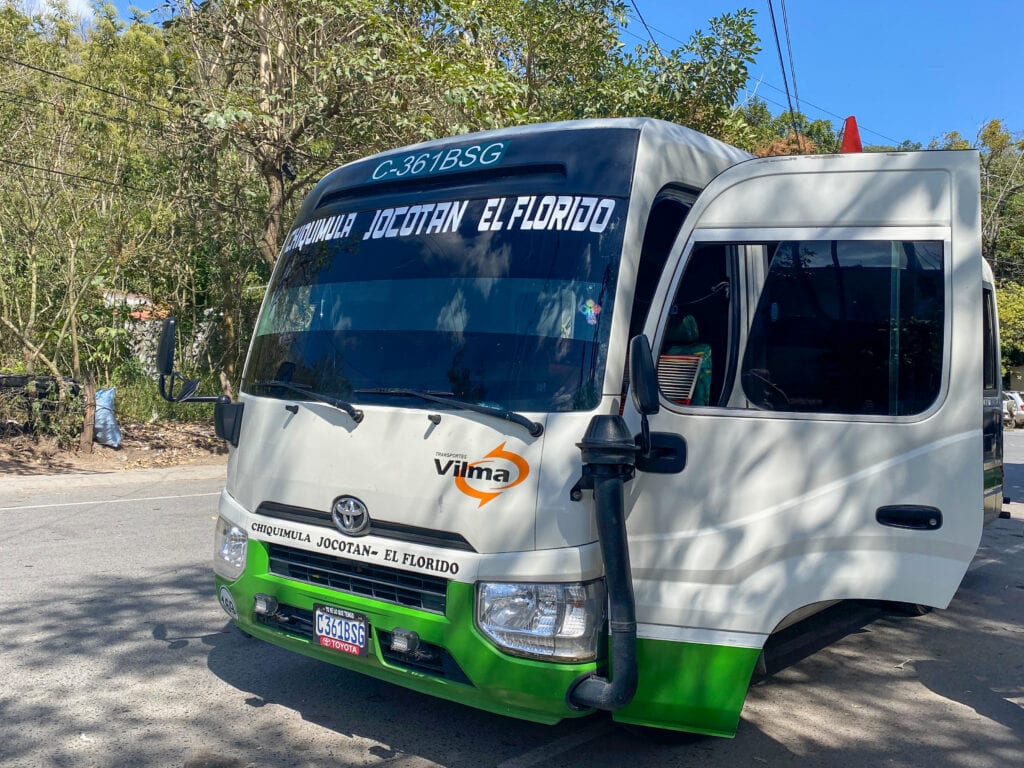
255 604 471 685
267 543 448 614
256 603 316 639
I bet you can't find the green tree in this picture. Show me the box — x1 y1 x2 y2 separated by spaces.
932 120 1024 280
0 4 179 389
997 281 1024 373
593 8 760 144
735 96 837 155
0 0 772 414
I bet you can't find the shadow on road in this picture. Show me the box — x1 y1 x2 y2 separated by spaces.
1003 460 1024 502
2 524 1022 767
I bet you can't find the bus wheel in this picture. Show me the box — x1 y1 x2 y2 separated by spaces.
890 602 933 616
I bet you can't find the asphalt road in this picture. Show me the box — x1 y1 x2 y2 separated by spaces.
0 452 1021 768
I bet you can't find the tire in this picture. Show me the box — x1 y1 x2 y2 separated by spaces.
889 602 933 616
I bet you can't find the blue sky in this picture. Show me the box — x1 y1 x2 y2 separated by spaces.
627 0 1021 146
99 0 1019 148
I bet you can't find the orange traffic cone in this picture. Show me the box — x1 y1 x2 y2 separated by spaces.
839 116 863 153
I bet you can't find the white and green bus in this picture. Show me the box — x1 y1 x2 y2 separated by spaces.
160 118 1003 736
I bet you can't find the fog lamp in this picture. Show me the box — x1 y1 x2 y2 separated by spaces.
253 593 279 616
390 629 420 654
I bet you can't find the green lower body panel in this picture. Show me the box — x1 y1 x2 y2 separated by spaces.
611 637 761 737
219 542 759 733
216 541 595 724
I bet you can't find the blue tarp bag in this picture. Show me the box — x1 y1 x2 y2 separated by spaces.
94 387 122 449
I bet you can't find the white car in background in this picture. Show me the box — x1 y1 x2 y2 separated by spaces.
1005 391 1024 427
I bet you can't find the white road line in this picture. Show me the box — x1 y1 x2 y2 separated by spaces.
495 722 608 768
968 540 1024 571
0 491 219 512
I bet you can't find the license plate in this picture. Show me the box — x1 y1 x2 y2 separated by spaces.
314 604 369 656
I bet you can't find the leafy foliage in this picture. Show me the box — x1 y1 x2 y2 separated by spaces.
929 120 1024 278
1 1 1021 421
736 96 837 155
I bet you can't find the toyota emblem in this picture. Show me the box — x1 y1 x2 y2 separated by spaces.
331 496 370 536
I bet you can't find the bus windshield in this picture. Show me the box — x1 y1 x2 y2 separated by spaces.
243 193 628 413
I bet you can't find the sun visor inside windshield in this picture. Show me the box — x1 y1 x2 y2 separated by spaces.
316 163 567 210
312 127 639 211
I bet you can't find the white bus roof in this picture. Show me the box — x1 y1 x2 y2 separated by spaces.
316 118 752 201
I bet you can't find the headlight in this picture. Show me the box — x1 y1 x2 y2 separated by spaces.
213 516 248 581
476 580 605 661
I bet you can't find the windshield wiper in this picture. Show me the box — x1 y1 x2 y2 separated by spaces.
251 380 363 423
355 387 543 437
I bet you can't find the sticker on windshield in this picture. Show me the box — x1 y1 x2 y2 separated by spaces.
434 443 530 508
367 141 507 184
579 298 602 325
280 196 618 256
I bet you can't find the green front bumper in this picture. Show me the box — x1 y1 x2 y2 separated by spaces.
216 541 596 724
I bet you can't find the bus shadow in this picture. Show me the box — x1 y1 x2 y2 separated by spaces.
1001 460 1024 502
754 600 889 679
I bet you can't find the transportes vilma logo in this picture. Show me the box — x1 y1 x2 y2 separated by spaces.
433 443 529 508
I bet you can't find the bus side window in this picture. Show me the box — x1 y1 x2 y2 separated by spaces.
741 239 944 415
983 286 998 395
657 244 734 407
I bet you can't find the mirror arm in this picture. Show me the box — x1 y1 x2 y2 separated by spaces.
158 371 225 404
639 413 652 457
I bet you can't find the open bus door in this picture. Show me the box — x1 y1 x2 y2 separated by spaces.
614 149 984 735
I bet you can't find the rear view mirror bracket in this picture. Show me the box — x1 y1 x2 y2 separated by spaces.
156 317 227 406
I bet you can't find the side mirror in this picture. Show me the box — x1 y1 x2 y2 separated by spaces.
156 316 222 405
628 335 660 416
157 318 176 377
629 334 660 459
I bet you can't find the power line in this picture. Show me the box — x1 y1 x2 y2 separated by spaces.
0 54 174 115
0 87 264 162
746 80 901 145
779 0 801 117
627 15 904 145
765 0 803 149
0 156 270 219
0 156 176 196
0 88 158 131
0 54 330 171
628 1 664 58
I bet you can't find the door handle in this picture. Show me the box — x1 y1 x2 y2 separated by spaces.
875 505 942 531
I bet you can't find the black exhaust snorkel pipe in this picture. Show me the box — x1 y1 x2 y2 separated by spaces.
567 414 639 711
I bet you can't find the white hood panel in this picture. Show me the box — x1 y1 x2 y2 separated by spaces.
227 397 595 554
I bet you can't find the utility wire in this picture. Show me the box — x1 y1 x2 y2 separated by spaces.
0 54 332 169
0 156 270 219
748 80 901 144
0 156 166 195
780 0 801 117
0 89 164 134
626 14 903 145
0 88 263 162
628 0 664 58
765 0 803 150
0 54 174 115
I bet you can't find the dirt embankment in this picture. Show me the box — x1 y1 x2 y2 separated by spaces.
0 421 228 476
